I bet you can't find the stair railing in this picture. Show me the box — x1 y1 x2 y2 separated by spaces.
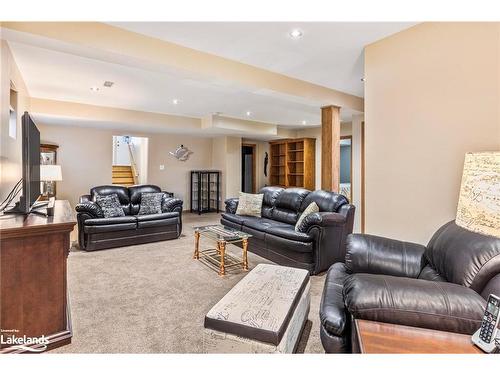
128 142 139 185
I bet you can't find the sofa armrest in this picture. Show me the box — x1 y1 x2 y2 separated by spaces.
345 234 426 278
344 274 486 335
300 206 355 274
79 194 92 204
162 191 174 198
162 197 183 213
75 201 103 218
297 212 346 233
225 198 239 214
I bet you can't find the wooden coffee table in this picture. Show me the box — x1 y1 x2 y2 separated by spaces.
354 319 483 354
193 225 252 277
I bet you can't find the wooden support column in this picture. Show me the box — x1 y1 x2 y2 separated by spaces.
321 105 341 192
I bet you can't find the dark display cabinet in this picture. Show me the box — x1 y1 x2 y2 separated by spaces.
190 170 221 214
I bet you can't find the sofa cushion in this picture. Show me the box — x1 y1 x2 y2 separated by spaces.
299 190 348 213
95 194 125 218
129 185 162 215
265 225 313 243
138 192 163 215
91 185 131 215
137 216 179 229
425 220 500 293
221 212 245 225
271 188 310 225
84 216 137 233
85 216 137 225
260 186 284 206
240 225 266 241
343 273 486 335
266 232 314 254
241 216 284 231
135 212 179 222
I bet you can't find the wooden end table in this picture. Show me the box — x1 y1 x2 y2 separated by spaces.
354 319 483 354
193 225 251 277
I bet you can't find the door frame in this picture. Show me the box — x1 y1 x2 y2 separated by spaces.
340 135 353 202
242 143 257 193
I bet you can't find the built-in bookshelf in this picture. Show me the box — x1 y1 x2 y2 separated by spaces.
269 138 315 190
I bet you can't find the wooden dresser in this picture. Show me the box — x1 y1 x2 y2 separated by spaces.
0 200 76 353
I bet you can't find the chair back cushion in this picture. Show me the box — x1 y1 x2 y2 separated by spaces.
90 185 131 215
129 185 161 215
299 190 348 213
271 188 310 225
425 221 500 293
258 186 284 219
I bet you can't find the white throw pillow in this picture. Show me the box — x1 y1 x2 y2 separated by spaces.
236 192 264 217
295 202 320 231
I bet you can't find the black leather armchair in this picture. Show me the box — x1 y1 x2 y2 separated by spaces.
76 185 183 251
221 186 355 274
320 221 500 353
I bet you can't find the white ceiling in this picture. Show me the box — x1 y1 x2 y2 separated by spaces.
110 22 417 97
5 22 416 134
8 41 329 126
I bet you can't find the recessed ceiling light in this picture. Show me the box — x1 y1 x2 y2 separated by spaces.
90 86 100 92
172 99 179 105
103 81 114 87
246 111 252 116
302 120 307 125
288 29 303 39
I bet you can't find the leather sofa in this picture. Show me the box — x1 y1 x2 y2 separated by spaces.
75 185 183 251
319 220 500 353
221 186 355 275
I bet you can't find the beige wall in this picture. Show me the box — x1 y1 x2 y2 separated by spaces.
296 122 362 232
0 41 30 201
211 136 242 207
38 123 214 209
364 22 500 244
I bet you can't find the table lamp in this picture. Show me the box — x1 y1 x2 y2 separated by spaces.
456 152 500 237
40 165 62 216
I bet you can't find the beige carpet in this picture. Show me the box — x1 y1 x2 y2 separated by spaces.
52 213 326 353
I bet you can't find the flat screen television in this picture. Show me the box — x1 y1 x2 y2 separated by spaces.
7 112 41 214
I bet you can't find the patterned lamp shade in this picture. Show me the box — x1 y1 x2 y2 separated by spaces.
456 152 500 237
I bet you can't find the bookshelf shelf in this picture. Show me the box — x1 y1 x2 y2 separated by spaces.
269 138 315 190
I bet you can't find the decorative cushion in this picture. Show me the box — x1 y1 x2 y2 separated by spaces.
235 192 263 217
295 202 319 231
138 192 163 215
95 194 125 218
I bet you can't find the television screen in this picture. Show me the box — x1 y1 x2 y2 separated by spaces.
20 112 41 213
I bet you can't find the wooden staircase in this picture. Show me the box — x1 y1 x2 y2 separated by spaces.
112 165 135 186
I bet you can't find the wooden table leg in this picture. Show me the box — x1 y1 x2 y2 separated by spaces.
193 231 200 259
242 238 249 271
218 240 226 277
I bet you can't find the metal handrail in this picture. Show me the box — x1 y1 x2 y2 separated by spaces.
128 142 139 185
